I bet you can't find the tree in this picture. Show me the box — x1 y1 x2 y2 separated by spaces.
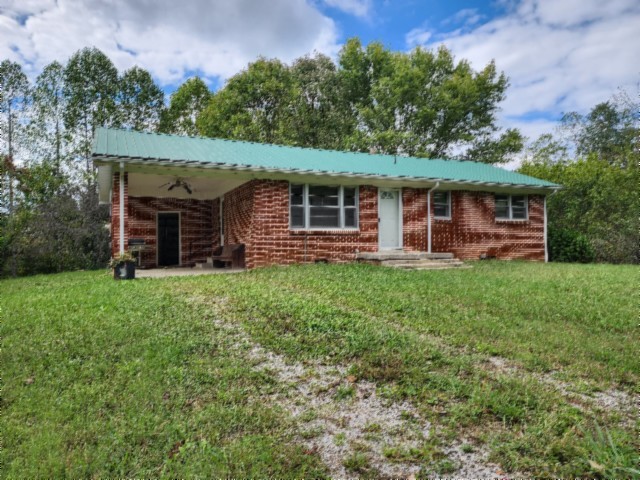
561 99 638 167
338 39 522 162
0 60 30 276
288 53 354 149
522 133 570 165
118 66 165 131
64 47 119 181
0 60 30 164
158 77 210 136
197 59 295 144
30 61 67 174
520 92 640 264
520 156 638 263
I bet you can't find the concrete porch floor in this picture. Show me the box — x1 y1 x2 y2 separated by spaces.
136 267 246 278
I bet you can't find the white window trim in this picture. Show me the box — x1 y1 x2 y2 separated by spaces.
495 194 529 221
433 191 451 220
290 183 359 230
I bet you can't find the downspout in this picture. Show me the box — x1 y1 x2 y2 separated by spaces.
119 162 125 254
544 189 559 263
426 182 440 254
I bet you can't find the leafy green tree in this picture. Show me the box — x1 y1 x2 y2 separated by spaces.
118 66 165 131
522 133 570 165
520 91 639 264
30 61 67 174
0 60 30 163
159 77 210 135
64 47 119 181
561 100 638 167
197 59 295 144
338 39 522 162
288 53 354 149
0 60 30 277
520 155 639 263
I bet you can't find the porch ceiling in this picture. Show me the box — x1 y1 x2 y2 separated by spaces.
128 172 246 200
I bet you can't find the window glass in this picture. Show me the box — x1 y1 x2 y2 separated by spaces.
495 194 510 219
308 185 339 206
343 187 356 207
290 184 304 205
310 207 340 227
290 206 305 227
344 208 357 228
511 196 527 219
290 184 305 227
434 191 450 218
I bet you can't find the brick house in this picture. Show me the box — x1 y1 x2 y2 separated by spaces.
93 128 560 269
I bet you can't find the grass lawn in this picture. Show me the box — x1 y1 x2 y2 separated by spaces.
1 261 638 477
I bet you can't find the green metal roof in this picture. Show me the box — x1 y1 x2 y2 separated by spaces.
92 127 559 189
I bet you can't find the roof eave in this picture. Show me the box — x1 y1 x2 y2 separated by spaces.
92 154 561 192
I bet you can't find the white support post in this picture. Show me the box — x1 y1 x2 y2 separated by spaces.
426 182 440 254
543 195 548 263
119 162 125 254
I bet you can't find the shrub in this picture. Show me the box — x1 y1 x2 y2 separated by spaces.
549 227 595 263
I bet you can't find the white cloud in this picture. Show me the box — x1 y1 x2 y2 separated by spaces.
406 0 640 133
405 28 431 46
443 8 484 27
321 0 372 19
0 0 341 85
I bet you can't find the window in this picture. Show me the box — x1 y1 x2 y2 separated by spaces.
495 194 528 220
290 184 358 229
433 191 451 218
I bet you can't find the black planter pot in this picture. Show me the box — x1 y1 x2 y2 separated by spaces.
113 261 136 280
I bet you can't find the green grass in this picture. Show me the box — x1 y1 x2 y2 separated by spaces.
0 271 326 478
2 262 638 477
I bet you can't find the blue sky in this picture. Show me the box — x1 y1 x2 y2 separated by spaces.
2 0 638 146
319 0 494 50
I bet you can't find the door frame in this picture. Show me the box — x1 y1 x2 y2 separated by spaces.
378 188 403 250
156 211 182 266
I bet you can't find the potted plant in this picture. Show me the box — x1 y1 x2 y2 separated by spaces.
109 251 136 280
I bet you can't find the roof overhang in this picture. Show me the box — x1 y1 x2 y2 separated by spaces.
94 154 561 204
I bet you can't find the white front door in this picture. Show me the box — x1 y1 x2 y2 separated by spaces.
379 189 401 249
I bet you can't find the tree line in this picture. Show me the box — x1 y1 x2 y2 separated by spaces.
1 40 637 276
518 91 639 264
1 48 167 277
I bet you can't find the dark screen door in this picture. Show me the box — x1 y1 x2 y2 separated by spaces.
158 213 180 266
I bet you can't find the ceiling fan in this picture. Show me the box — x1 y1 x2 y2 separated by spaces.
159 178 193 194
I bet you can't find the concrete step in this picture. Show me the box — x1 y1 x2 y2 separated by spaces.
356 251 454 261
410 264 472 271
382 258 462 266
388 261 466 269
355 250 467 271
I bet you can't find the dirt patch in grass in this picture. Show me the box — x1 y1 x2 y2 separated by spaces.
205 304 507 478
484 356 637 421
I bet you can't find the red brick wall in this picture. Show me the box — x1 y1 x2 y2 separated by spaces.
112 174 546 268
402 187 429 252
222 180 256 251
212 197 221 248
245 180 379 269
111 171 215 267
432 191 545 260
125 197 215 268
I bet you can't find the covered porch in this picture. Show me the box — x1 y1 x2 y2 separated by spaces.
98 162 250 268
